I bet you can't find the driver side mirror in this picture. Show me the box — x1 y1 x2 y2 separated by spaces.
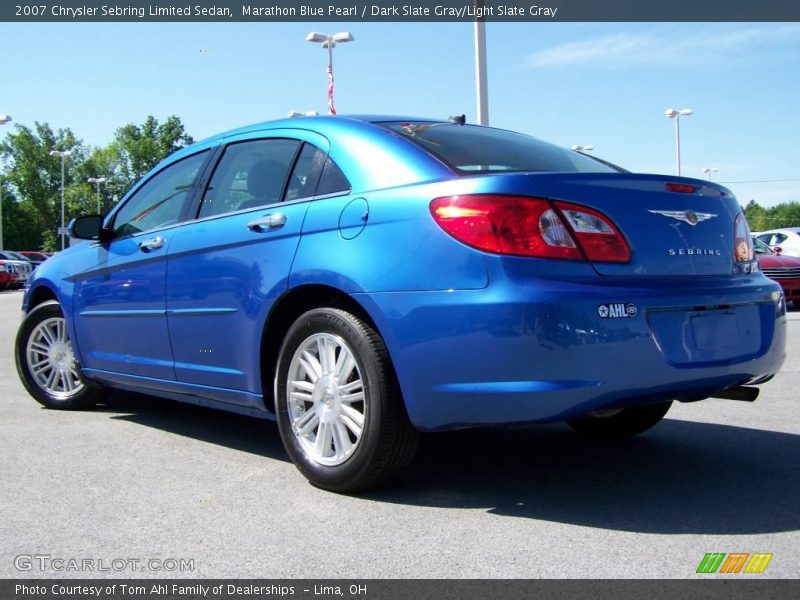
69 215 111 242
774 246 783 255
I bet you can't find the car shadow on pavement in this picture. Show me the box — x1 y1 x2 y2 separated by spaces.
378 418 800 535
98 390 290 463
94 392 798 535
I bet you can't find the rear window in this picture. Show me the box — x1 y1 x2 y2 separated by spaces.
384 122 620 174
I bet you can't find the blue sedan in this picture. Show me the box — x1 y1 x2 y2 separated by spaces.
15 115 787 491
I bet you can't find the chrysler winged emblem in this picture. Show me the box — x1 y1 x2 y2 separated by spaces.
648 209 717 226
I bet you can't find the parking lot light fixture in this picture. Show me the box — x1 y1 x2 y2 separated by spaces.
702 167 719 181
87 177 107 213
571 144 594 154
306 31 354 115
50 149 73 250
665 108 693 176
0 115 12 125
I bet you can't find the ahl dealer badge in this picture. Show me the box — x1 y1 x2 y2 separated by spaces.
598 303 638 319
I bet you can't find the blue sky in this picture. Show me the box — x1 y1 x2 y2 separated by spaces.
1 21 798 206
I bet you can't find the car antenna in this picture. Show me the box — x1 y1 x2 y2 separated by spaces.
448 114 466 124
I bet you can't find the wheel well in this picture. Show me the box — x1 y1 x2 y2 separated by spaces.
27 286 58 311
259 284 380 412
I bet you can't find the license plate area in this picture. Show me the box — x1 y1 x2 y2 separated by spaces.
648 304 762 367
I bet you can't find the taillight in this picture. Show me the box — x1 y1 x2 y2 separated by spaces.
429 195 630 262
554 201 631 263
734 213 754 263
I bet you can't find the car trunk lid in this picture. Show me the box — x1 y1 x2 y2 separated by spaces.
528 173 741 277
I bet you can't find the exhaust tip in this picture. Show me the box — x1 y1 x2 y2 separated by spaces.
712 385 760 403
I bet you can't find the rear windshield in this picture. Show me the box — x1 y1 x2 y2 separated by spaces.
383 122 620 174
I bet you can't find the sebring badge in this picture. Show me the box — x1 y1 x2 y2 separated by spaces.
649 209 717 226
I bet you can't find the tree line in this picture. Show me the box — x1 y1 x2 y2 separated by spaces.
0 116 193 251
743 199 800 232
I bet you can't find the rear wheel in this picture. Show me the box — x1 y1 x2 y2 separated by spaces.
15 300 106 409
567 401 672 439
275 308 419 492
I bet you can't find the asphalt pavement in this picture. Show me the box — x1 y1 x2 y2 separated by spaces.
0 288 798 578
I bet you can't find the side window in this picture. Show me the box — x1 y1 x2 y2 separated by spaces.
316 158 351 196
198 139 300 219
285 144 326 201
113 151 208 237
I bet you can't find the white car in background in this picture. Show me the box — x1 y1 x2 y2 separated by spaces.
755 228 800 257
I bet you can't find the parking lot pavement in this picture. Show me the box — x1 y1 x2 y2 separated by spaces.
0 288 798 579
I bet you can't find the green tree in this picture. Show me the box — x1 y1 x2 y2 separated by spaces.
769 201 800 229
0 122 85 251
744 199 768 231
107 115 194 194
0 115 193 251
1 180 43 250
79 115 194 215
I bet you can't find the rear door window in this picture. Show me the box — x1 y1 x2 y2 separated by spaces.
198 139 300 218
285 144 326 201
316 158 351 196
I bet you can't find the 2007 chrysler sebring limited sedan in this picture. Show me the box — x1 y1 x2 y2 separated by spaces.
16 116 787 491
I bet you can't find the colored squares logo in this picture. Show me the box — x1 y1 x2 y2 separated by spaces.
697 553 773 574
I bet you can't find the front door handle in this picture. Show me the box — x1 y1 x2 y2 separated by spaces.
138 236 165 252
247 213 287 232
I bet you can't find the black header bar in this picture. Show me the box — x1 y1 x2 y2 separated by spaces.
3 1 799 22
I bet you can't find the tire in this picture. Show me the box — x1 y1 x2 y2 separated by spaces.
567 401 673 439
15 300 106 410
275 308 419 492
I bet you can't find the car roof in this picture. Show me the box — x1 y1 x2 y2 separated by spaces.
192 115 440 147
158 115 456 194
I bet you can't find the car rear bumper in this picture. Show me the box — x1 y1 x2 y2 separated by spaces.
358 272 787 431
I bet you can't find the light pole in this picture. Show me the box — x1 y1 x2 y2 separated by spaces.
87 177 107 213
702 167 719 181
474 16 489 125
306 31 354 115
571 144 594 154
50 149 73 250
665 108 693 176
0 114 11 251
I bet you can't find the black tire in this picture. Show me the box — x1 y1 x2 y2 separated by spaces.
275 308 419 492
15 300 106 410
567 401 673 439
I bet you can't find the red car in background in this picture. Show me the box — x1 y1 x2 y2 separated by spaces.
18 251 50 266
0 260 21 290
754 236 800 306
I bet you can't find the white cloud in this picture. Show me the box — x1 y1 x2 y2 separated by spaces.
525 25 800 69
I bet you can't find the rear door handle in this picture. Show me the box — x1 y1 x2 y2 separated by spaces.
247 213 287 232
138 237 165 252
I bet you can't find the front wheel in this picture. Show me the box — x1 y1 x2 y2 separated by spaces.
567 401 673 439
275 308 419 492
15 300 106 409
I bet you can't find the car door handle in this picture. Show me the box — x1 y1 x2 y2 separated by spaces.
138 237 165 252
247 213 287 232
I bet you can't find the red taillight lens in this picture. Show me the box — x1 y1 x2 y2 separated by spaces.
430 195 582 260
734 213 754 262
554 201 631 263
429 195 630 263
